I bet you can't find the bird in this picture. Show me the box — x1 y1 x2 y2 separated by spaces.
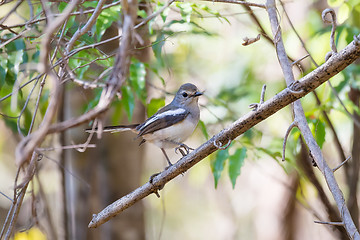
86 83 203 166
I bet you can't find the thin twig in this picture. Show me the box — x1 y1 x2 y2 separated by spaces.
0 204 14 239
4 152 37 240
0 191 13 202
282 121 298 161
0 29 31 49
249 84 267 111
322 8 338 54
66 0 107 52
35 174 58 240
16 76 40 137
333 156 351 172
242 34 261 46
135 0 176 29
292 54 310 66
15 0 80 166
0 0 22 25
199 0 266 8
37 144 97 152
2 1 121 30
315 221 344 226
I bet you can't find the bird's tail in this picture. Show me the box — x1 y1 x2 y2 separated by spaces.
85 124 139 134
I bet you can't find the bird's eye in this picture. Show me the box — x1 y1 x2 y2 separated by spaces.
182 92 188 97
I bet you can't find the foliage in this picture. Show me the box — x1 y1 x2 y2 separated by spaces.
1 0 360 238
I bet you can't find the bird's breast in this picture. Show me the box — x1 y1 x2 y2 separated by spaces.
142 115 198 148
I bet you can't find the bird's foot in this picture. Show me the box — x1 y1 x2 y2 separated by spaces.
249 103 261 111
288 80 304 96
149 172 160 184
175 143 194 156
149 164 173 184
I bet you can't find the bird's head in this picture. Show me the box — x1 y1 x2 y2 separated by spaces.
173 83 203 107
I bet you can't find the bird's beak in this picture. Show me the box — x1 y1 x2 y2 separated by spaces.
192 91 203 97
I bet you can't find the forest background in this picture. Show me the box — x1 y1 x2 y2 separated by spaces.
1 0 360 239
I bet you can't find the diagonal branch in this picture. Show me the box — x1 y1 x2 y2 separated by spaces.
88 34 360 228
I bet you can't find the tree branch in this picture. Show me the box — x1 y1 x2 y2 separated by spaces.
88 34 360 228
15 0 80 166
266 0 360 238
199 0 266 8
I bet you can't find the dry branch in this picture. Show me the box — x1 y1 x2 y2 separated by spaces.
15 0 80 166
88 34 360 228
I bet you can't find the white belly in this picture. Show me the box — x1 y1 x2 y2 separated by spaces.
142 117 197 149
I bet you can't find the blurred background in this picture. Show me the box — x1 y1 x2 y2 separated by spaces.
0 0 359 239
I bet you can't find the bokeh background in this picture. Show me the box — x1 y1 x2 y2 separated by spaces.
1 0 359 239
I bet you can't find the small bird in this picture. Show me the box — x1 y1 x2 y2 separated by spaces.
87 83 203 166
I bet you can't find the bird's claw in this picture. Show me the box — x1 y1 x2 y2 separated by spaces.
175 143 194 156
288 80 304 95
249 103 261 111
149 172 160 184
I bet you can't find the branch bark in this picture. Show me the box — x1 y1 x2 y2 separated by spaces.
88 33 360 228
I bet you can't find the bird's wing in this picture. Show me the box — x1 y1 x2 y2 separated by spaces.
136 107 189 136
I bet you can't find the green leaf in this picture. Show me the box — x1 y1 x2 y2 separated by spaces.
335 72 350 93
78 65 90 79
22 107 32 134
82 1 98 8
328 0 345 7
146 64 166 86
228 148 246 189
95 4 121 42
211 149 229 188
308 118 326 149
22 50 28 64
122 85 135 122
6 50 23 85
161 5 170 22
5 36 26 52
111 100 123 125
147 98 165 117
348 0 360 6
138 9 147 18
58 1 69 11
39 89 50 116
0 65 7 91
338 3 350 23
314 120 326 149
152 33 166 66
176 2 193 23
198 120 209 140
3 118 17 133
84 89 101 113
256 147 282 162
95 18 105 42
5 65 15 86
129 58 146 101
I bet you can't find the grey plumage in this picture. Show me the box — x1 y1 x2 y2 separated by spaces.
86 83 203 166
